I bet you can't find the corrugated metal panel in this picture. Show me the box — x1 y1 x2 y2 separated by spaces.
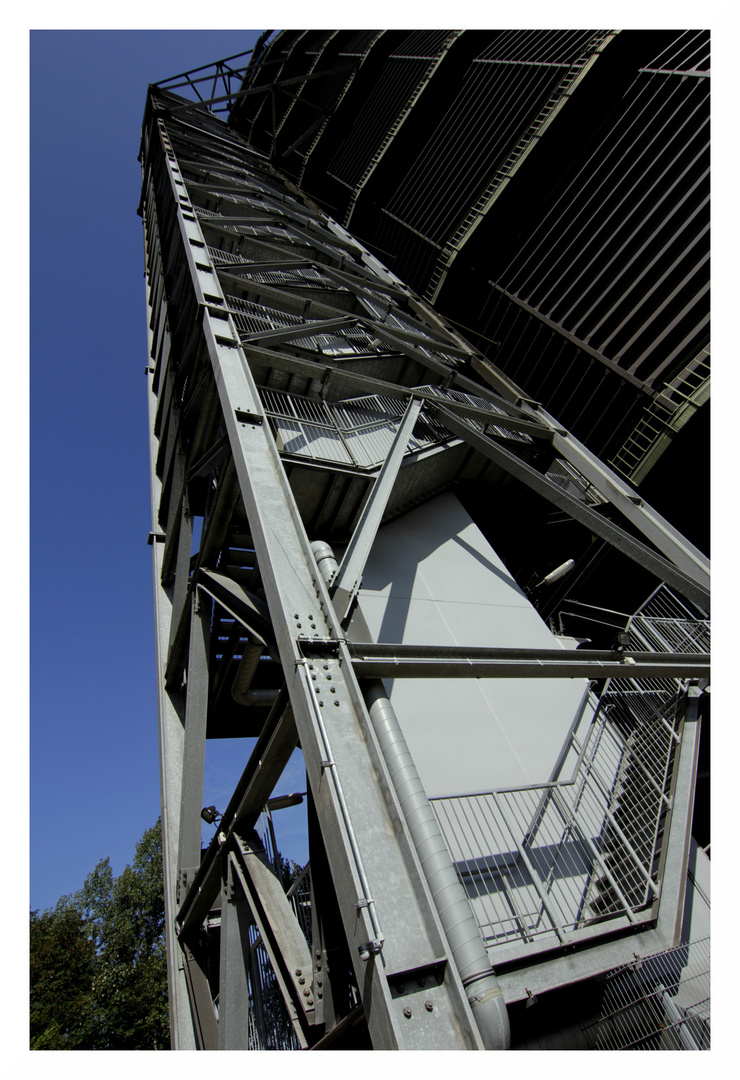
327 30 454 189
382 30 608 247
492 31 709 387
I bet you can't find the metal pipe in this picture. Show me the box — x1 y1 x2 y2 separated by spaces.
310 538 509 1048
239 688 280 707
310 540 339 586
364 682 510 1048
231 640 263 705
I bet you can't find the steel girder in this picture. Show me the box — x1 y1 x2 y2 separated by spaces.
142 92 489 1050
141 86 709 1050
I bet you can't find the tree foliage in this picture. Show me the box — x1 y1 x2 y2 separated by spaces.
30 820 169 1050
30 900 96 1049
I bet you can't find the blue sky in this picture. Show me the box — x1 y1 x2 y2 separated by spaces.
28 29 289 915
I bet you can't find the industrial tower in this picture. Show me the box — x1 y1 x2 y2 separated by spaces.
141 33 710 1050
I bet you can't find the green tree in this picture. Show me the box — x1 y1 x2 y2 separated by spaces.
30 819 170 1050
30 899 96 1049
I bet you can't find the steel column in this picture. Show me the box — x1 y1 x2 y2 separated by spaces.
218 860 253 1049
147 101 486 1049
145 297 195 1052
177 594 209 878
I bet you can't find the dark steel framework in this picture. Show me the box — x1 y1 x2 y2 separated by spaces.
141 42 710 1049
230 30 709 532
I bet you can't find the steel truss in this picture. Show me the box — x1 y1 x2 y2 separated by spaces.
140 86 709 1049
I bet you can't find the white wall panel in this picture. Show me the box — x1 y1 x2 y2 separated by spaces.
354 492 595 796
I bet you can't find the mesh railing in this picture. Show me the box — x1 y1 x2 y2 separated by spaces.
584 936 710 1049
258 386 450 469
245 923 302 1050
431 685 681 959
431 585 707 961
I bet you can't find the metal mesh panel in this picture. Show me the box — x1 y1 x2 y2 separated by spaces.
421 384 533 444
245 925 301 1050
226 295 382 357
584 937 710 1049
285 863 313 946
431 674 684 959
199 206 352 262
226 294 301 335
259 387 450 469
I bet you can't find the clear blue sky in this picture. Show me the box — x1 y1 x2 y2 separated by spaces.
29 29 277 914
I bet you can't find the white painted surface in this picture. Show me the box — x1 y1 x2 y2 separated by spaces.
353 492 594 797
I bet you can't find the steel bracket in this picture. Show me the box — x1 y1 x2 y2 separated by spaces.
358 939 384 960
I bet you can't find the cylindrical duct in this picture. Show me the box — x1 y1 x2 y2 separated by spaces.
231 641 263 705
312 539 510 1049
310 540 339 586
364 682 510 1049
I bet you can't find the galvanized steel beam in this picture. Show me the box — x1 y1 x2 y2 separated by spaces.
177 595 210 880
217 863 253 1049
433 404 710 610
177 695 298 935
542 415 710 588
228 840 315 1046
331 641 710 681
145 269 196 1052
332 397 423 621
143 76 709 1051
239 343 553 438
147 97 487 1049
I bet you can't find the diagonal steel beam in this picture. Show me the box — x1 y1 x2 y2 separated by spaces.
169 65 356 114
542 415 710 588
241 345 555 439
433 405 710 610
229 839 315 1045
215 257 312 274
197 569 275 645
177 693 299 934
239 315 355 346
368 319 469 359
181 944 220 1049
217 861 253 1049
332 397 423 622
